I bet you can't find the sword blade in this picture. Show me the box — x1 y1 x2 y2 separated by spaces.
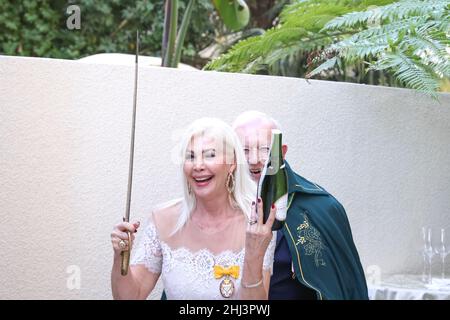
124 30 139 223
121 30 139 276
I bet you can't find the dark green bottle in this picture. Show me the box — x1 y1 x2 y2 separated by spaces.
257 129 288 231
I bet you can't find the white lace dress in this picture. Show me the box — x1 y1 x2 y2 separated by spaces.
131 211 276 300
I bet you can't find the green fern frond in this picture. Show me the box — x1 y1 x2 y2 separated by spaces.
306 56 339 78
242 56 266 74
339 41 389 61
324 0 449 31
281 0 393 28
325 16 431 61
206 0 395 73
311 0 449 98
207 0 448 98
371 52 440 97
205 34 263 71
404 33 448 65
205 26 312 72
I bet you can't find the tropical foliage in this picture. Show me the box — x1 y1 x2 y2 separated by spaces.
309 0 450 98
205 0 450 97
161 0 251 67
0 0 286 68
205 0 396 74
0 0 215 67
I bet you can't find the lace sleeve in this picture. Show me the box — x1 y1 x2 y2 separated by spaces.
262 231 276 272
130 221 162 274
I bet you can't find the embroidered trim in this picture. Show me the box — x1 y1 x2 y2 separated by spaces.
284 194 323 299
287 193 295 210
285 223 323 300
295 212 326 268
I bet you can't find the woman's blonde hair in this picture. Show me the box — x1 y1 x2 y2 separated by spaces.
171 117 255 234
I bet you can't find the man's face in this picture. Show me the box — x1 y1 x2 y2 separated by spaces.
234 120 274 183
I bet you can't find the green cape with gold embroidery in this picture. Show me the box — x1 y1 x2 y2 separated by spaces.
282 162 368 300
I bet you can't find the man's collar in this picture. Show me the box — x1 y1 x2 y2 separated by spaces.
285 161 327 195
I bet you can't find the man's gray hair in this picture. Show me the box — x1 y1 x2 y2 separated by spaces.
232 110 282 131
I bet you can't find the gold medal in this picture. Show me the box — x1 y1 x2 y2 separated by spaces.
219 276 235 298
214 265 240 299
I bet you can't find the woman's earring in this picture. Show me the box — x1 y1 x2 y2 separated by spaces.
188 183 193 195
226 172 235 194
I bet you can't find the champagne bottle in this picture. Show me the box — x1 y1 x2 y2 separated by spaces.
257 129 288 231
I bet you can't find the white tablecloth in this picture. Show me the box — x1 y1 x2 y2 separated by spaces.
368 274 450 300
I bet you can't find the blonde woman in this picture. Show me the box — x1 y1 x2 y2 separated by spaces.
111 118 276 299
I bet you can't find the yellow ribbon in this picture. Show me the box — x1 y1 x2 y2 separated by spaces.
214 265 240 279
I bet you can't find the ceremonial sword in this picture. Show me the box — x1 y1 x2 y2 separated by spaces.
121 30 139 276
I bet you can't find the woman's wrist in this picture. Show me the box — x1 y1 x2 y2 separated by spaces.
241 278 263 289
241 263 263 286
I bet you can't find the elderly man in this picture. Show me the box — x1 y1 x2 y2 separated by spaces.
232 111 368 300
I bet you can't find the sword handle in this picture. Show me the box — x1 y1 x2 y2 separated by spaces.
120 231 131 276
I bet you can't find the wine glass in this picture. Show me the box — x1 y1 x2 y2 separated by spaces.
421 227 434 284
434 228 448 279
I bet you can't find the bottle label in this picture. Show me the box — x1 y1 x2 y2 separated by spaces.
274 193 288 221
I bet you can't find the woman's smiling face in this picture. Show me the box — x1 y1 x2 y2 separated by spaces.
183 134 236 200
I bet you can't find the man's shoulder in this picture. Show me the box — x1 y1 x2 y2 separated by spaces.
286 165 345 217
285 162 328 196
286 169 354 257
293 174 328 195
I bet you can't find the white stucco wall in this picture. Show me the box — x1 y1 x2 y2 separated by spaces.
1 55 449 299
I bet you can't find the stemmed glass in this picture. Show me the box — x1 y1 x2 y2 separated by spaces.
434 228 448 279
421 227 434 284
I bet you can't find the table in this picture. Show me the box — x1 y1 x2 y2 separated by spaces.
368 274 450 300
